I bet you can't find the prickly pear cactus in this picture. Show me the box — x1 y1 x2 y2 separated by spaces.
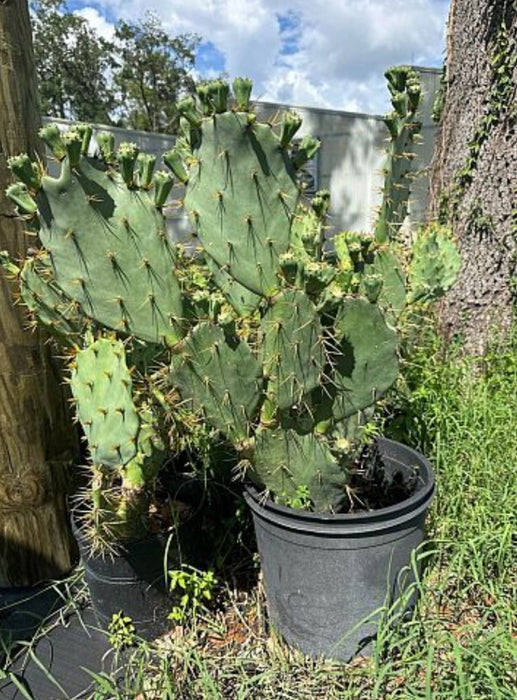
70 335 164 541
168 73 460 513
250 429 348 512
260 289 324 411
407 224 462 303
174 78 320 297
6 130 186 345
170 322 263 441
70 336 140 469
374 66 422 245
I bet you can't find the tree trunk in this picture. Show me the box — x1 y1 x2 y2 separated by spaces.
428 0 517 355
0 0 77 586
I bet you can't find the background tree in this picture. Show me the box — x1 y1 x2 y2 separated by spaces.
428 0 517 354
30 0 116 123
0 0 77 585
112 13 199 133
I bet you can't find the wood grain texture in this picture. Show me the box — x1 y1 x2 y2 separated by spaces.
429 0 517 354
0 0 77 586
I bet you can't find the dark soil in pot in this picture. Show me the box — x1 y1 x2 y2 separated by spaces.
244 438 435 662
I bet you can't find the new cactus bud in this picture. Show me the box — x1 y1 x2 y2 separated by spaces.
117 143 139 187
363 274 383 302
39 123 66 159
74 123 93 154
196 84 213 116
280 112 302 148
153 171 174 207
0 250 20 278
291 135 321 170
62 130 83 168
136 153 157 189
163 147 189 183
232 77 253 111
96 132 115 163
5 182 38 215
7 154 41 191
206 80 230 114
311 189 330 218
178 97 202 126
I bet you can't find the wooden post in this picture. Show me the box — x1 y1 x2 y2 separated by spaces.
0 0 77 586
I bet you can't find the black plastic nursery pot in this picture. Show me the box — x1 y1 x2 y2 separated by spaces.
72 516 171 641
243 438 435 662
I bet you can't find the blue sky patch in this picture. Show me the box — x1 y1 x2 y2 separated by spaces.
276 10 302 57
63 0 118 25
196 41 226 76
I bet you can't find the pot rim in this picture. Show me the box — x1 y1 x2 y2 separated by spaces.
243 438 435 534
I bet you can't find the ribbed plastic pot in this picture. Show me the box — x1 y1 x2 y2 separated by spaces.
243 438 435 661
72 517 171 640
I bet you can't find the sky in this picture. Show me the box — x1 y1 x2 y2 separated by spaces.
65 0 450 115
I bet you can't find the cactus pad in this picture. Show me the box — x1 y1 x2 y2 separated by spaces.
70 337 140 469
250 429 349 512
7 139 187 344
170 322 263 441
184 109 301 297
331 298 399 421
407 225 461 303
261 289 324 411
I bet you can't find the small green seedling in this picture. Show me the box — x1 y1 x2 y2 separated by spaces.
168 565 217 623
108 611 136 649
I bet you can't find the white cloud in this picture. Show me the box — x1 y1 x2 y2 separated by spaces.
73 7 115 41
75 0 449 113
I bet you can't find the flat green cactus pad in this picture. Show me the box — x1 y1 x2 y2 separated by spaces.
184 112 299 297
407 225 461 303
19 252 85 341
205 255 262 316
170 322 263 441
331 298 399 421
70 337 140 469
250 428 349 512
261 289 324 411
36 157 185 344
366 248 406 320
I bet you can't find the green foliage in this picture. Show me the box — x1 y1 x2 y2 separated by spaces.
31 3 200 133
113 14 199 134
280 484 312 510
168 566 217 623
31 0 117 123
108 611 136 650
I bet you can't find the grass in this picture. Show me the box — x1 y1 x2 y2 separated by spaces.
4 326 517 698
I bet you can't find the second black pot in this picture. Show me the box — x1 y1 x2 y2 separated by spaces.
244 438 435 661
72 518 171 640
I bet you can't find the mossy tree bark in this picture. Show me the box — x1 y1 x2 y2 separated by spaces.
428 0 517 355
0 0 77 586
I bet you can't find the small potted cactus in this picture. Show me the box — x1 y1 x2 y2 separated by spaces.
1 69 459 653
